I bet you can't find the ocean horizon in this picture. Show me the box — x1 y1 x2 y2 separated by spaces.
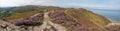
89 9 120 22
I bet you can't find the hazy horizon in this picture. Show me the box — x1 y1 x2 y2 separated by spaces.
0 0 120 10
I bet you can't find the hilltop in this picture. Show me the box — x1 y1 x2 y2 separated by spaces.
0 5 119 31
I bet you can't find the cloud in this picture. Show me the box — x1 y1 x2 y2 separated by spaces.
0 0 120 10
0 0 52 7
66 3 120 10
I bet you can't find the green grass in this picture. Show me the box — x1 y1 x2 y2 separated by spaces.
76 8 111 26
65 8 111 27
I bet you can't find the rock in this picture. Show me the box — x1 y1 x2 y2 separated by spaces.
0 20 20 31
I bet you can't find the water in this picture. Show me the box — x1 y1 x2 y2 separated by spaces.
88 9 120 22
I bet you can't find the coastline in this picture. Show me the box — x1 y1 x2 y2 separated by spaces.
107 18 120 23
105 18 120 26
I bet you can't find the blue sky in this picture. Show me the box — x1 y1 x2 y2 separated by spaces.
0 0 120 10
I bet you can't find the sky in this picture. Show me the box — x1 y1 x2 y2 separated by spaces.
0 0 120 10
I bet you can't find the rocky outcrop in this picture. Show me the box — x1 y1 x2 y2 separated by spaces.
0 20 21 31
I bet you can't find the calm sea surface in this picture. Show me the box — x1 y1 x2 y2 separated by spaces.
89 9 120 22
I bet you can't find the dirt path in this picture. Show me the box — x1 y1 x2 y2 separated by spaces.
106 22 120 27
36 12 67 31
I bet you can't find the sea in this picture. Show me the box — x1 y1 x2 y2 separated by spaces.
88 9 120 22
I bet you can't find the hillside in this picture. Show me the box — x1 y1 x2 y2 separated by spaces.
0 6 119 31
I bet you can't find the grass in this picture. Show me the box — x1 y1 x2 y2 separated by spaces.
76 8 111 26
5 8 44 20
65 8 111 27
65 9 98 27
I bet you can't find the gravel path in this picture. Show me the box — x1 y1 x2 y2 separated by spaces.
35 12 67 31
